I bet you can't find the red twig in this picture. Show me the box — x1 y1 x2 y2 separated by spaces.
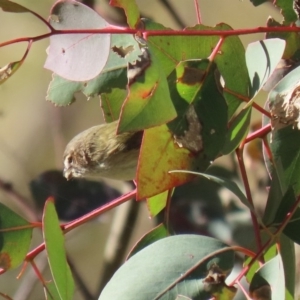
235 147 263 252
224 88 271 117
25 189 136 261
2 26 300 49
244 124 271 144
193 0 202 24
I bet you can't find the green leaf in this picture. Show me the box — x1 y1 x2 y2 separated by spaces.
43 199 74 300
118 46 177 132
145 21 249 118
0 203 32 270
250 255 285 300
246 39 286 98
275 0 297 23
44 281 63 300
262 161 287 225
167 60 228 160
109 0 140 28
269 125 300 195
272 187 300 245
280 234 295 299
99 235 234 300
126 223 168 259
137 60 228 198
169 170 253 212
100 88 127 122
222 104 252 155
146 190 170 217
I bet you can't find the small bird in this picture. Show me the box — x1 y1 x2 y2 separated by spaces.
63 121 143 181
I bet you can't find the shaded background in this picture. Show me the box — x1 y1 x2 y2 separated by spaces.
0 1 296 299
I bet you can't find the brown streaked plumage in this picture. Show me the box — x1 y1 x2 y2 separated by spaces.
63 121 143 181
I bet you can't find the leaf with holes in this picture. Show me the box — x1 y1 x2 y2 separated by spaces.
145 21 248 118
118 46 177 132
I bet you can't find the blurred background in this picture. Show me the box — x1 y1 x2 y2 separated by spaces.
0 1 295 299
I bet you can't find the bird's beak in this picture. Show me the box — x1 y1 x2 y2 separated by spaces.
63 168 72 181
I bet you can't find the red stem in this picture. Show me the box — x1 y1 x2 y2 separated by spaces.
244 124 271 144
193 0 202 24
26 189 136 260
235 147 263 252
3 26 300 49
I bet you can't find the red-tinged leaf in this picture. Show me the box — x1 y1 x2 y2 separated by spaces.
109 0 140 29
43 199 74 300
118 47 177 132
126 223 168 259
0 0 31 13
136 124 199 199
0 203 32 270
44 0 110 81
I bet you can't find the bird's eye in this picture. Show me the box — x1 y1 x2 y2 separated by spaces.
67 155 73 164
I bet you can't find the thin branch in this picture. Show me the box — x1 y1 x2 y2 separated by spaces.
244 124 271 144
193 0 202 24
3 25 300 49
235 147 263 252
224 88 271 118
25 190 136 262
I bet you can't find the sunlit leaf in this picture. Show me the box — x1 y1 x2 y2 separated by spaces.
246 39 286 98
145 21 248 118
118 46 177 132
46 34 140 106
44 0 111 81
109 0 140 28
222 104 252 155
275 0 297 23
146 190 170 217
